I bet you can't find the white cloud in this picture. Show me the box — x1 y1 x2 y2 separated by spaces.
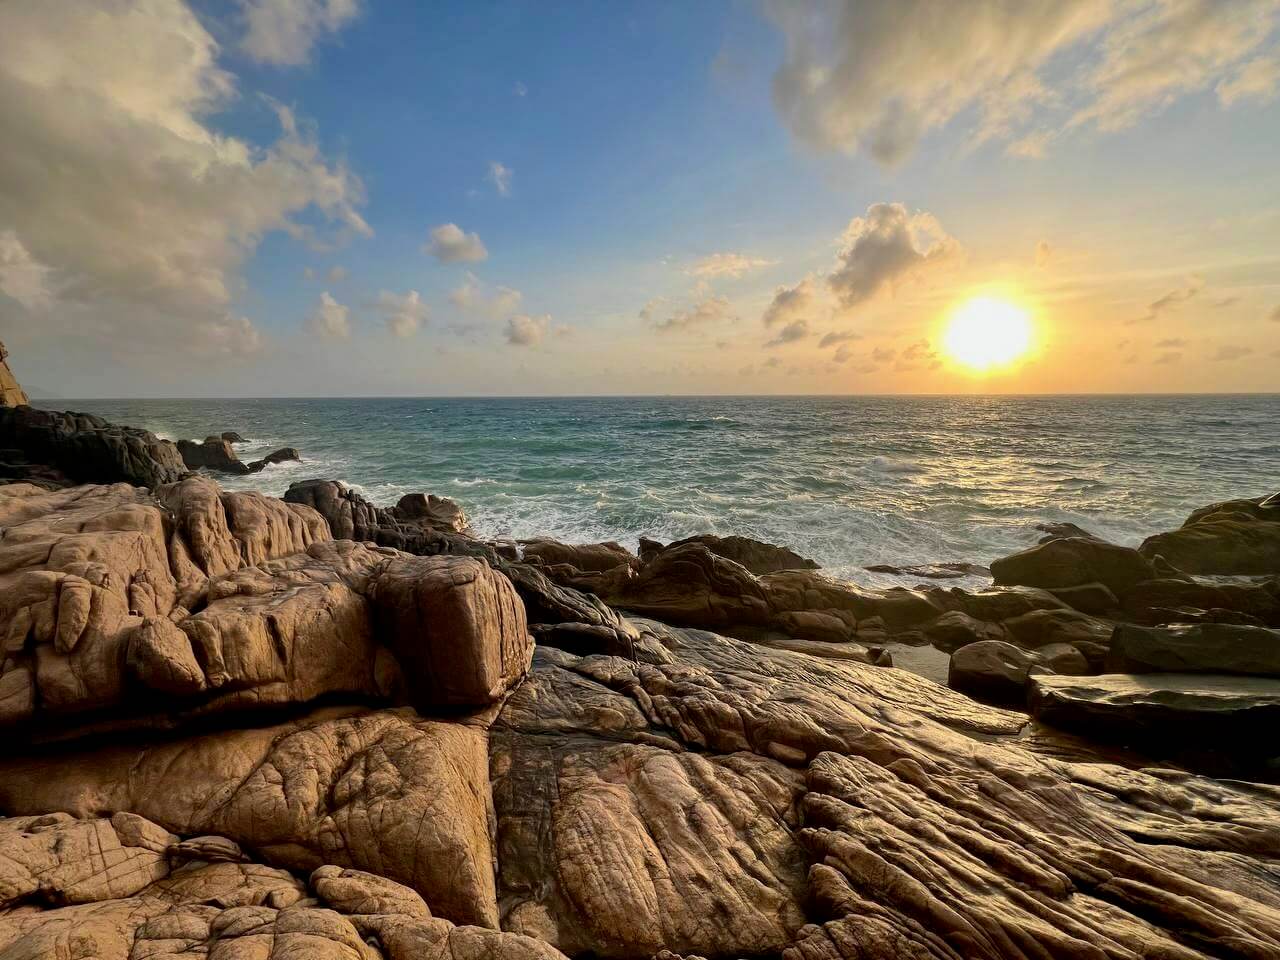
307 291 350 339
488 161 513 197
828 203 960 308
505 313 550 347
1218 56 1280 106
1076 1 1279 130
650 296 734 332
424 223 488 263
240 0 361 66
687 252 775 278
197 315 263 356
0 230 52 311
513 81 528 97
0 0 368 358
762 277 817 328
765 0 1279 165
449 272 522 318
377 289 427 337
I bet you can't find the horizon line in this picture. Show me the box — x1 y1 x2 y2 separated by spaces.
33 391 1280 402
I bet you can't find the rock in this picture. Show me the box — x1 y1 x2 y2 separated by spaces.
221 430 246 443
0 707 499 926
499 560 642 656
247 445 301 472
606 542 772 628
1030 672 1280 752
1108 622 1280 676
649 533 819 574
1121 576 1280 627
1002 607 1114 650
774 609 855 643
521 538 639 572
0 341 28 407
1035 641 1090 674
990 536 1157 596
864 561 990 580
285 479 487 559
1140 495 1280 575
1035 520 1101 542
1046 580 1119 615
922 610 1005 652
0 405 187 488
367 554 532 708
932 584 1069 621
947 639 1044 705
177 436 250 474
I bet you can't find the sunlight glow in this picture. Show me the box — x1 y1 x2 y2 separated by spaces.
942 296 1034 372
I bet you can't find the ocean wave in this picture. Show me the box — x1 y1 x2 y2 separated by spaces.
451 477 498 487
865 456 925 475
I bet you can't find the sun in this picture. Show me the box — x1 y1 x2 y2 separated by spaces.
941 296 1034 372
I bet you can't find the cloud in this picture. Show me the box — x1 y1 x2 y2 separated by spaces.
239 0 361 66
326 265 347 283
488 161 513 197
0 230 52 311
449 272 522 318
1134 276 1203 323
1077 1 1280 130
765 0 1279 165
0 0 368 358
896 338 941 371
833 344 853 363
650 296 734 332
307 291 350 339
870 346 896 364
828 203 960 308
688 252 775 279
197 315 263 357
766 319 809 348
513 81 528 97
1156 337 1188 348
763 356 781 369
505 313 550 347
1212 344 1253 362
1217 56 1280 106
819 330 860 348
1154 351 1182 365
424 223 488 263
1212 296 1240 308
376 289 427 337
1035 240 1053 268
762 277 817 328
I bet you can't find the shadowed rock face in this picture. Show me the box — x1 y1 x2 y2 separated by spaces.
1140 496 1280 575
0 406 187 489
1108 622 1280 676
991 536 1158 596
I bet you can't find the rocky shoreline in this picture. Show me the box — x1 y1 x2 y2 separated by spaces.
0 361 1278 957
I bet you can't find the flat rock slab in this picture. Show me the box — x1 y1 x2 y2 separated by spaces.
1109 622 1280 676
1030 671 1280 746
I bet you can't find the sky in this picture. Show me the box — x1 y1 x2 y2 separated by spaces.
0 0 1278 397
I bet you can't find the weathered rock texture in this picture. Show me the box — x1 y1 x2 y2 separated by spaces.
0 341 26 407
0 406 187 489
1141 495 1280 575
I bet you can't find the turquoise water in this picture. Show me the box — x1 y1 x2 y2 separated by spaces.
51 396 1280 586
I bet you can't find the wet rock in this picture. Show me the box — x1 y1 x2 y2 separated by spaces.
220 431 246 443
1035 520 1101 542
991 536 1157 596
1030 672 1280 752
947 639 1044 705
922 610 1006 652
520 538 639 572
247 445 301 472
0 405 187 489
1140 495 1280 575
1108 622 1280 676
649 532 820 574
1002 606 1114 650
177 436 250 474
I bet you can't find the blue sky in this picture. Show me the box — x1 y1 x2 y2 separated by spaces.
1 0 1279 396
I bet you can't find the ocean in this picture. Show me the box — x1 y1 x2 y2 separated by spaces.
51 395 1280 587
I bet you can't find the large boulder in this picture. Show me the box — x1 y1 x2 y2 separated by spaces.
0 341 26 407
1140 495 1280 575
947 639 1044 705
990 536 1157 596
644 533 819 575
1108 622 1280 676
177 436 250 474
0 405 187 488
1030 672 1280 753
520 538 639 573
0 707 499 927
368 555 532 708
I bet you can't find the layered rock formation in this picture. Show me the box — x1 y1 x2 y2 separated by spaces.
1 398 1279 958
